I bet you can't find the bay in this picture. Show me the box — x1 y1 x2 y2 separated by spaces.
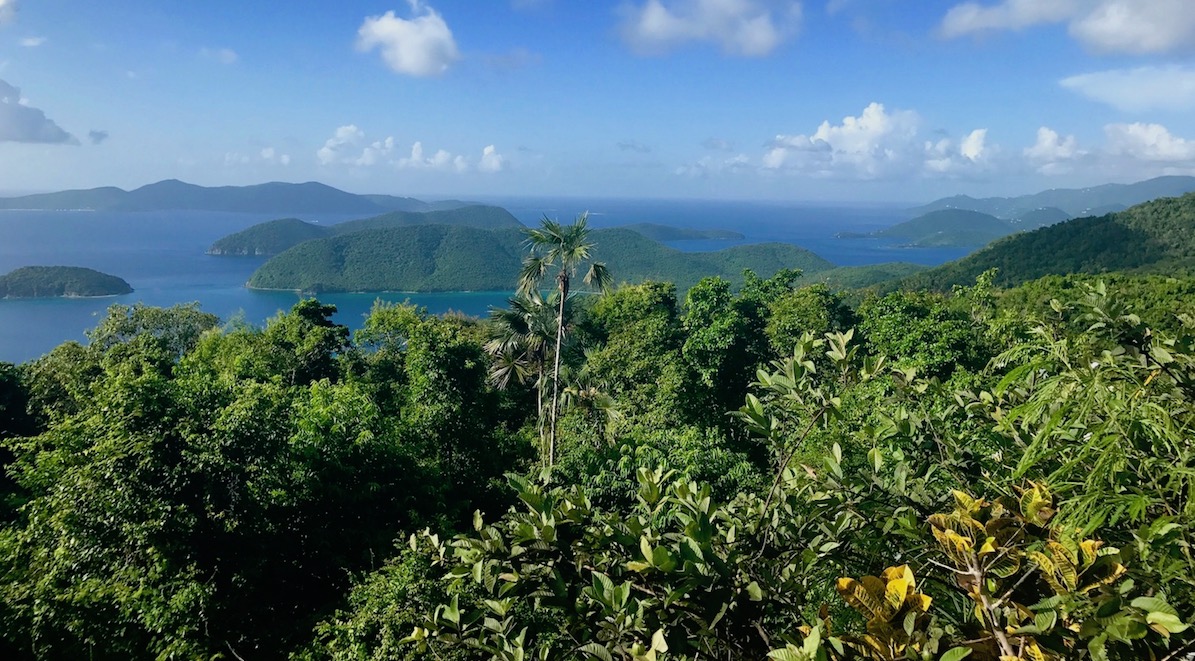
0 199 964 364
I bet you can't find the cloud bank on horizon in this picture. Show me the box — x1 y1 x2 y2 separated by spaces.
1 0 1195 200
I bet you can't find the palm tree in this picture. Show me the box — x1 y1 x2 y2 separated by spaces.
484 290 558 460
518 212 612 466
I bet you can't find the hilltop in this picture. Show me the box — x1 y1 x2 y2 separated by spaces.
896 192 1195 290
207 218 332 256
0 266 133 298
0 180 467 215
207 205 523 256
869 209 1015 248
911 175 1195 219
247 225 833 293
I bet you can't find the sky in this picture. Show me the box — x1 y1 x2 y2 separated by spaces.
1 0 1195 203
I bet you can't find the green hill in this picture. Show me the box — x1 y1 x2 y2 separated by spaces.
620 223 744 241
873 209 1014 247
0 266 133 298
813 262 929 290
911 175 1195 219
207 205 525 256
332 205 523 233
207 218 332 256
247 226 833 293
1014 206 1070 228
897 192 1195 290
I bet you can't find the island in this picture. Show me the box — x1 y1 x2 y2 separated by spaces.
840 209 1017 248
0 266 133 298
207 205 524 256
246 225 833 294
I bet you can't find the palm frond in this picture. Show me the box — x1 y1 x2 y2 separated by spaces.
584 261 613 293
517 255 551 296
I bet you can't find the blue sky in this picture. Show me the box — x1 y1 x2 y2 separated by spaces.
2 0 1195 202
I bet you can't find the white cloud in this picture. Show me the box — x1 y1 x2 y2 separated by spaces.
619 0 801 57
1060 65 1195 113
0 79 76 144
318 125 398 166
199 47 238 65
357 0 459 77
318 125 501 173
1023 123 1195 178
941 0 1195 54
940 0 1078 36
0 0 16 24
762 103 993 179
19 36 45 47
479 145 505 172
398 141 467 172
1070 1 1195 54
1105 122 1195 162
1024 127 1085 175
764 102 916 176
260 147 292 166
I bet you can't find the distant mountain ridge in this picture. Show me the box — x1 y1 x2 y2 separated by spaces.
911 176 1195 219
0 179 469 215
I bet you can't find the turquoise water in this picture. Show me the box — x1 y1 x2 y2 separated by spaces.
0 200 964 364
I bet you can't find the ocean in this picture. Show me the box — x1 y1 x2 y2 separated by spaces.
0 199 966 364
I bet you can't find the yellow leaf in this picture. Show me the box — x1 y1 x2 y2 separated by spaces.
885 577 909 612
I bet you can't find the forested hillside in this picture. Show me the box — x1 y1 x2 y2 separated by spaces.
0 266 133 298
898 192 1195 290
871 208 1014 247
247 225 834 293
3 210 1195 659
208 205 525 257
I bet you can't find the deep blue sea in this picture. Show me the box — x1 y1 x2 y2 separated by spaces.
0 199 965 364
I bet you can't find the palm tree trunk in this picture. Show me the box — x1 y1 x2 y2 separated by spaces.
549 270 569 466
536 364 545 462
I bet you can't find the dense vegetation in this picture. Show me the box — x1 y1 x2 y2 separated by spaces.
208 218 333 255
0 266 132 298
1013 206 1070 227
209 206 524 256
899 192 1195 291
910 174 1195 218
869 209 1015 247
3 205 1195 659
247 225 834 293
333 205 524 234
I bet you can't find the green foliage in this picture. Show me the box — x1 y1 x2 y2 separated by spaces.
0 266 132 298
766 284 853 356
857 289 989 378
8 253 1195 660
